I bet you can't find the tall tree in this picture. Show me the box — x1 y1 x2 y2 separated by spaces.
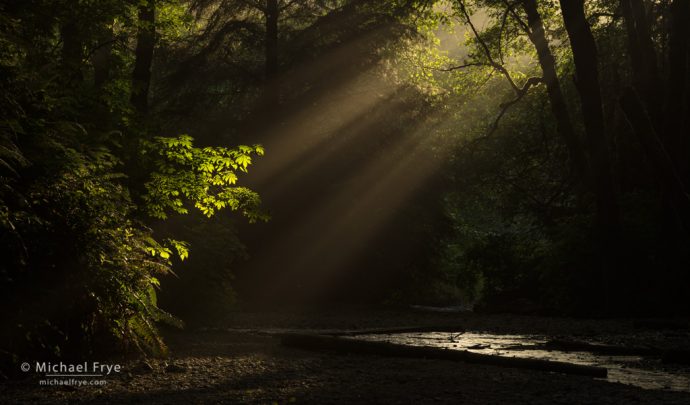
665 0 690 180
265 0 279 80
619 0 662 128
559 0 619 238
93 26 114 89
263 0 281 111
59 19 83 82
514 0 589 184
131 0 156 115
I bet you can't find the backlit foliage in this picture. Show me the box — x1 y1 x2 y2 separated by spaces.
0 0 266 365
144 135 267 221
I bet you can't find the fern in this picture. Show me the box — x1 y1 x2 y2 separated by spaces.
127 314 169 357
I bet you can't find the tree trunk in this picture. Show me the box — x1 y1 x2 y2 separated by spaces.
265 0 279 80
665 0 690 182
620 87 690 233
263 0 280 109
93 28 114 89
59 21 83 83
520 0 589 184
559 0 621 308
559 0 619 236
130 0 155 116
619 0 662 128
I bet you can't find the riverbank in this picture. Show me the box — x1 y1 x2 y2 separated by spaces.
1 308 689 404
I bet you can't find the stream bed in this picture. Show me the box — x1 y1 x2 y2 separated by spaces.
349 332 690 392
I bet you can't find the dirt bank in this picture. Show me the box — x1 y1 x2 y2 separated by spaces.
1 309 689 404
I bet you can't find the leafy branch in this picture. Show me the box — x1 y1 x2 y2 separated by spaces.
456 0 544 136
143 135 269 222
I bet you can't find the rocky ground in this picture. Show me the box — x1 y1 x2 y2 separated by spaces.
1 308 689 404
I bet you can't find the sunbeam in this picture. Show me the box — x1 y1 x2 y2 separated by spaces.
240 93 456 303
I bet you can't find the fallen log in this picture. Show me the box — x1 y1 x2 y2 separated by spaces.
280 333 607 378
545 339 661 356
328 326 463 336
211 326 464 337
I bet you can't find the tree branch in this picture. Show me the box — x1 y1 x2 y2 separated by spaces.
435 61 489 71
457 0 543 136
458 0 519 93
488 76 544 135
502 0 530 33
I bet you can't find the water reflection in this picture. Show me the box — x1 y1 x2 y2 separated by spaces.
351 332 690 392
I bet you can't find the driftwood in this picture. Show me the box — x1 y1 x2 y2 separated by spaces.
280 333 607 378
213 325 464 337
545 339 661 356
326 326 463 336
545 339 690 365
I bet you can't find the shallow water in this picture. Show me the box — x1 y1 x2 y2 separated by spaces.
351 332 690 392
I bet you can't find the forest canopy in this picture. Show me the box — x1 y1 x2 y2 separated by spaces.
1 0 689 369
